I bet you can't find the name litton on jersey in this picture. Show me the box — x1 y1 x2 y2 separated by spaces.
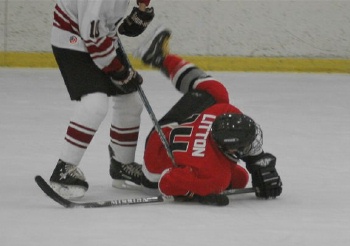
192 114 216 157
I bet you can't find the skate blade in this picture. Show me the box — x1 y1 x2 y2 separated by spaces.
112 180 161 196
49 182 87 199
112 179 142 190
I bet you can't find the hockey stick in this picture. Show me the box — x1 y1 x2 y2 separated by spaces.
35 175 254 208
223 187 255 195
35 175 171 208
136 84 176 166
115 37 177 166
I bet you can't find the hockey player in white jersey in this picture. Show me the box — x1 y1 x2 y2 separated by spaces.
48 0 154 199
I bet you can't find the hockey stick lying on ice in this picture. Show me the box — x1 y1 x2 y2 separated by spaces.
35 175 254 208
35 176 168 208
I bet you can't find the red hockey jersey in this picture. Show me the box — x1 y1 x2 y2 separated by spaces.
144 77 249 196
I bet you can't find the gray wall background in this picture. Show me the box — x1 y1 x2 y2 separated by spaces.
1 0 349 58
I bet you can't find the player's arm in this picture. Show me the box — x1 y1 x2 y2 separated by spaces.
77 1 144 93
111 0 154 90
105 0 154 92
104 47 143 93
84 36 142 93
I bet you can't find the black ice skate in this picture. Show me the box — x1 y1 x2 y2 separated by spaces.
49 160 89 199
109 145 143 189
109 145 158 190
133 26 171 68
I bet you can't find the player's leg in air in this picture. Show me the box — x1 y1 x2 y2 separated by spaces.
134 27 232 206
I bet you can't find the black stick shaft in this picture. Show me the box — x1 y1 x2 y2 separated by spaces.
116 37 177 166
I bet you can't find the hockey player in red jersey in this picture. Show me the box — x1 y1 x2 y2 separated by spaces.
134 27 282 205
48 0 154 199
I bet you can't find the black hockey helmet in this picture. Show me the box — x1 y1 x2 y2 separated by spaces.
211 113 257 152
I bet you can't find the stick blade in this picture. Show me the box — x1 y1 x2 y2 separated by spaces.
34 175 168 208
35 175 74 208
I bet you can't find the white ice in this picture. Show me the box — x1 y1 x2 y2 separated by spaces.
1 68 349 246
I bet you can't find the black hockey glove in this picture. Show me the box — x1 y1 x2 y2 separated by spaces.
110 67 143 93
118 7 154 37
243 152 282 199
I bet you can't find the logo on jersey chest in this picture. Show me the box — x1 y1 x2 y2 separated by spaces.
69 36 78 45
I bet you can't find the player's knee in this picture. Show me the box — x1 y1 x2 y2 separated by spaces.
213 171 232 192
79 92 109 119
159 167 196 196
158 169 187 196
112 91 143 116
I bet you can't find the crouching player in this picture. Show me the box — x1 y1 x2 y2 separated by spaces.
135 27 283 206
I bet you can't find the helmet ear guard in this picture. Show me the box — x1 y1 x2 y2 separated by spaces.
211 113 257 153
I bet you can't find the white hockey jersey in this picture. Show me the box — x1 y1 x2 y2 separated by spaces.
51 0 131 71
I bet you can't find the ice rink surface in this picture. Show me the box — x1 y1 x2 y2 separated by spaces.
1 68 349 246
